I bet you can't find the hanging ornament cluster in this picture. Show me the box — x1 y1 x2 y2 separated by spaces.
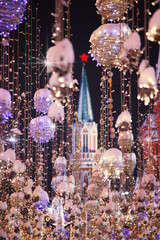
86 172 160 239
138 60 158 105
0 0 28 36
0 88 12 124
95 0 129 22
146 9 160 44
46 38 75 98
89 23 131 68
119 31 141 74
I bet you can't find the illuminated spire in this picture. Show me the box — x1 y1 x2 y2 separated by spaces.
77 65 94 122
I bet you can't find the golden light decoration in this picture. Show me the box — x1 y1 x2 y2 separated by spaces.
99 148 123 178
119 31 141 73
95 0 130 22
123 152 136 175
137 61 158 106
118 131 133 151
89 23 131 68
146 9 160 44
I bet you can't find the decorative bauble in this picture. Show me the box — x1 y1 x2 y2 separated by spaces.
0 88 12 123
99 148 123 178
0 0 28 35
45 38 74 74
48 101 64 123
101 187 111 202
34 88 53 114
96 0 129 22
119 31 141 73
123 152 136 175
87 184 99 199
47 72 74 99
29 116 55 143
93 147 105 163
146 9 160 44
89 23 131 68
57 182 69 197
84 200 99 215
116 110 132 131
92 170 104 187
118 131 133 151
51 175 67 191
54 156 67 173
138 61 158 105
32 185 49 208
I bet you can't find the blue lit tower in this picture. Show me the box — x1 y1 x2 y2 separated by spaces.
71 55 98 190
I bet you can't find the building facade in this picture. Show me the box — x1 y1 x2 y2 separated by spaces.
71 65 98 190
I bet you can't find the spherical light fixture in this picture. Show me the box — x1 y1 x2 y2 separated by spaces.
99 148 123 178
29 116 55 143
0 0 28 36
89 23 131 68
96 0 129 22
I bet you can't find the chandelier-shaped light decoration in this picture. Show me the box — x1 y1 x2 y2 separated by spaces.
99 148 123 178
89 23 131 68
51 175 67 192
0 88 12 124
29 116 55 143
95 0 129 22
54 156 67 173
34 88 53 114
119 31 141 73
138 60 158 105
146 9 160 44
0 0 28 36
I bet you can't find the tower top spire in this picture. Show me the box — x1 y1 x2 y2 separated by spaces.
77 64 94 122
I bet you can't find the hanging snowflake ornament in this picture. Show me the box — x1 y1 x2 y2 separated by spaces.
89 23 131 68
138 60 158 105
146 9 160 44
0 0 28 36
119 31 141 73
29 116 56 143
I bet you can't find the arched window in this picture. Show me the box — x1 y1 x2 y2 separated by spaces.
83 128 88 152
91 130 96 152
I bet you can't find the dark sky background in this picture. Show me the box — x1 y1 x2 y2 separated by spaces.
35 0 159 138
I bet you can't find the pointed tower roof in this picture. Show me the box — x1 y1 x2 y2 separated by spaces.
77 65 94 122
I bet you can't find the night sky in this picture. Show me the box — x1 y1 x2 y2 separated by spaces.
35 0 159 138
